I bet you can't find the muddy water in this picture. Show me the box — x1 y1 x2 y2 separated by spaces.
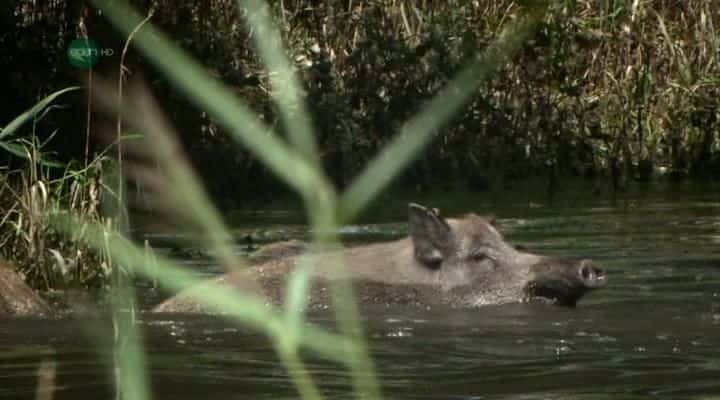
2 184 720 399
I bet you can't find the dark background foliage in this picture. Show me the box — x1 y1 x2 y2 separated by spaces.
2 0 719 207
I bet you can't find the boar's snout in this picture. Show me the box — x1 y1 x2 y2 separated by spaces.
526 258 608 307
578 259 607 289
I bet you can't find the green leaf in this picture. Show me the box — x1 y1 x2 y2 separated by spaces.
0 86 81 141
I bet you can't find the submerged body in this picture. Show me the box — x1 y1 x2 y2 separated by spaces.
155 204 607 313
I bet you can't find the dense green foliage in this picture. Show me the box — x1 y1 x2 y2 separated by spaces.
2 0 719 200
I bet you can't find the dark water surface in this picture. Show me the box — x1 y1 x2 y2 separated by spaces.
2 185 720 399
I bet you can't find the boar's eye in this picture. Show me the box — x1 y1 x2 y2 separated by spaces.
470 250 489 262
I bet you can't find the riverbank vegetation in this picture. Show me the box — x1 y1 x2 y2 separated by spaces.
2 0 719 205
0 88 118 302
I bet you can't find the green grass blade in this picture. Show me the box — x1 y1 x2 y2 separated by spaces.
241 0 320 168
274 342 326 400
111 284 151 400
0 141 64 168
117 83 237 268
50 212 356 364
91 0 327 201
0 87 80 140
285 260 312 329
102 229 151 400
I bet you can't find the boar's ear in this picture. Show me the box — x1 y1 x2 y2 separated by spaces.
408 203 453 268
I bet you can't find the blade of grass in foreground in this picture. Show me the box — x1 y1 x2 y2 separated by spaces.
86 2 548 399
102 228 150 400
109 281 150 400
242 0 320 170
339 5 548 222
52 208 348 400
91 1 381 397
239 0 337 244
50 213 355 364
108 80 327 400
91 73 378 397
93 78 238 271
236 3 381 396
92 0 340 270
90 0 331 205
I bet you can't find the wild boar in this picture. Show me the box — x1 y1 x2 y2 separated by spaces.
155 203 606 313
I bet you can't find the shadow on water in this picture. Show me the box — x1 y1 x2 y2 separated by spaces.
2 184 720 399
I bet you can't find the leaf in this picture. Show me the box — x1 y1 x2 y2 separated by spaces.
0 86 81 141
0 141 65 168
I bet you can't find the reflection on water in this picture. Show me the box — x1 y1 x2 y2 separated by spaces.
2 186 720 399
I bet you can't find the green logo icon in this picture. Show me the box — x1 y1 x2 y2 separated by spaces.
67 39 113 69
